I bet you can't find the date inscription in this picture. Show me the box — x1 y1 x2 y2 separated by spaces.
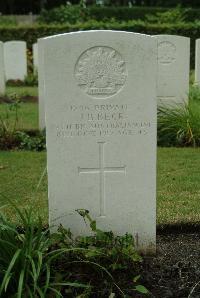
56 104 152 138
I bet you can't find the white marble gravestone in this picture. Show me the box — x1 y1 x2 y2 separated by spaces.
4 41 27 81
154 35 190 106
43 31 157 252
195 39 200 85
0 42 5 94
33 43 38 72
38 39 45 130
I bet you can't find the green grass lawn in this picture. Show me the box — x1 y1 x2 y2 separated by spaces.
0 151 48 223
0 148 200 226
157 148 200 225
0 86 39 131
0 103 39 131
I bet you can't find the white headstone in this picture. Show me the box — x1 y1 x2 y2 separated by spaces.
33 43 38 72
38 39 45 130
0 42 5 95
154 35 190 106
43 31 157 253
4 41 27 81
195 39 200 85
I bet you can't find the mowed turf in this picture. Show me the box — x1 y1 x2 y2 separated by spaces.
0 86 39 130
0 103 39 131
0 148 200 226
0 151 48 224
157 148 200 225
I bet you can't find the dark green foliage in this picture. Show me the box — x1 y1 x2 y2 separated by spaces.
39 5 89 24
16 131 46 151
0 206 146 297
39 5 200 24
0 205 89 297
0 21 196 47
145 5 189 24
1 0 200 14
39 5 166 23
0 130 46 151
39 209 146 297
0 21 197 67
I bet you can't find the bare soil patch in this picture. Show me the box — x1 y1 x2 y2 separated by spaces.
142 232 200 298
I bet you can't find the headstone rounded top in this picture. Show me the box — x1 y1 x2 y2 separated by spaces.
74 46 127 99
43 30 154 41
158 41 176 65
153 34 190 40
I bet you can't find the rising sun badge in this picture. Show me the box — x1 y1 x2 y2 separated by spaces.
75 46 127 99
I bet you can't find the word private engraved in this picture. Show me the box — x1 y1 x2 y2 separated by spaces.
75 46 127 99
158 41 176 65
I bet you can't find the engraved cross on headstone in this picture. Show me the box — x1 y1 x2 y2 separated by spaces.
78 142 126 216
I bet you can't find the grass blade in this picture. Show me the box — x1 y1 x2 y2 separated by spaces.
17 269 25 298
0 249 21 295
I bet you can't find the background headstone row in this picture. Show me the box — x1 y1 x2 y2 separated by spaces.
2 36 200 131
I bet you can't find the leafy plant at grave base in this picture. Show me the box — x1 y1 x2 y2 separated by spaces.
0 202 89 298
0 202 148 297
51 209 148 297
16 131 46 151
157 88 200 147
0 96 21 150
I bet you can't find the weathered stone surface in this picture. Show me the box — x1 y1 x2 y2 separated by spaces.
43 31 157 252
154 35 190 106
38 39 45 130
4 41 27 81
0 42 5 95
195 39 200 86
33 43 38 71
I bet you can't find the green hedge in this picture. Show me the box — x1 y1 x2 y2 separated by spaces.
39 6 200 23
0 20 198 67
83 6 200 22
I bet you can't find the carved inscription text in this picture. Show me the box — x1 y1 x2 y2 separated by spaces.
56 104 152 138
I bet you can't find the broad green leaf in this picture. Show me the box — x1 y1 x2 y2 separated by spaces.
135 285 149 294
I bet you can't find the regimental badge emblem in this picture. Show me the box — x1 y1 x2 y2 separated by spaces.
158 41 176 65
75 46 127 99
